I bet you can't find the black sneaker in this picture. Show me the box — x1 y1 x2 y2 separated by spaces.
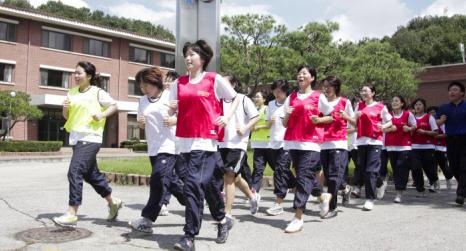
174 236 195 251
215 218 230 244
342 185 351 206
455 196 465 205
225 216 234 230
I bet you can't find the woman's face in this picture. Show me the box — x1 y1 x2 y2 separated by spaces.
323 81 335 97
74 66 90 86
297 68 314 89
253 92 265 106
273 88 286 101
184 49 203 72
391 97 403 111
414 100 425 114
141 82 159 97
360 86 374 102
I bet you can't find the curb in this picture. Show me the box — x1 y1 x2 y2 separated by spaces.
103 171 274 188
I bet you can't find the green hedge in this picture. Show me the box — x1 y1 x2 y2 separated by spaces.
132 143 147 152
0 141 63 152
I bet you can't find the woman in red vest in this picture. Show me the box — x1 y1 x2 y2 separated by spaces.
384 95 416 203
355 84 392 211
281 65 333 233
410 98 439 196
320 76 355 218
168 40 239 251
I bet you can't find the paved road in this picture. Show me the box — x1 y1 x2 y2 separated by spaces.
0 161 465 251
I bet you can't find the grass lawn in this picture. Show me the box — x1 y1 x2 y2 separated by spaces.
98 150 390 177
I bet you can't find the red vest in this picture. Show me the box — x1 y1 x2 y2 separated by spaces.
436 125 447 147
176 72 224 140
323 97 348 142
412 114 434 145
284 91 323 143
385 111 411 147
357 102 385 140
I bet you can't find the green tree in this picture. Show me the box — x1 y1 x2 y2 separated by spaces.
337 41 421 101
390 15 466 66
2 0 33 9
0 91 43 140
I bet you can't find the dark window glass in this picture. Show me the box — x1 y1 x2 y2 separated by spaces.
40 69 70 88
0 63 14 82
83 38 110 57
129 46 152 64
160 52 175 68
42 30 72 51
100 76 109 91
0 22 16 42
128 79 143 96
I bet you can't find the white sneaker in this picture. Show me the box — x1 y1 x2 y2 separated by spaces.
319 193 332 218
376 181 387 199
363 200 374 211
129 217 153 234
428 184 436 193
266 203 284 216
416 191 426 198
249 193 261 215
446 179 452 190
434 180 440 190
159 204 170 216
308 195 319 203
285 218 303 233
393 191 402 203
52 213 78 228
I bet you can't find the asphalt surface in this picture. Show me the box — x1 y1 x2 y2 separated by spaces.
0 161 465 251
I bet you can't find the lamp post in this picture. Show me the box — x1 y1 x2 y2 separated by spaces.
460 43 465 64
6 91 16 141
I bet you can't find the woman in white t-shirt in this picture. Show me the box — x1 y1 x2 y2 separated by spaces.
129 67 186 234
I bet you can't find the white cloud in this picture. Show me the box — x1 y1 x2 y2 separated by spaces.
420 0 466 17
108 2 176 31
29 0 89 9
324 0 411 42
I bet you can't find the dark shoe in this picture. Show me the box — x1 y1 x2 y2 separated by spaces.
342 185 351 206
455 196 464 205
174 236 195 251
225 216 234 230
215 218 230 244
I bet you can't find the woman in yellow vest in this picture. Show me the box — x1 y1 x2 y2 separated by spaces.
250 91 274 195
52 61 122 228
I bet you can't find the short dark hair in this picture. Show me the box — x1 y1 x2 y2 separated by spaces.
223 74 242 93
392 95 407 110
448 81 465 94
135 67 164 90
426 106 438 114
182 40 213 71
297 65 317 88
362 83 376 94
165 70 179 83
322 76 342 96
76 61 102 87
411 98 427 112
271 79 290 95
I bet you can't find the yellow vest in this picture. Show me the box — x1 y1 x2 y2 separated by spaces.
64 86 106 136
250 106 269 142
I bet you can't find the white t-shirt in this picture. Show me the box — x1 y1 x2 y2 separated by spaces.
412 114 438 150
348 125 358 151
321 97 354 150
281 92 334 152
266 99 286 149
68 87 116 145
219 94 259 151
169 72 237 153
355 102 392 146
385 111 417 152
138 90 177 156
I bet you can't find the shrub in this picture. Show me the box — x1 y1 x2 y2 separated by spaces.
132 143 147 152
0 141 62 152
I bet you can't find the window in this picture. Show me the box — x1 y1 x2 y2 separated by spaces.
40 69 70 88
129 46 152 64
160 52 175 68
127 114 145 140
83 38 110 57
0 63 14 83
128 79 143 96
100 76 109 92
42 30 72 51
0 21 16 42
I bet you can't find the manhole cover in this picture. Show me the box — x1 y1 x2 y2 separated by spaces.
16 227 92 243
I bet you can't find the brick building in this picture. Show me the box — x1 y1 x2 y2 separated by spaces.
0 5 175 147
416 63 466 106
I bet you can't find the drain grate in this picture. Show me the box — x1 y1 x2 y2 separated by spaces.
16 227 92 243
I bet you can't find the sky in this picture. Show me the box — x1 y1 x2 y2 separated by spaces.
27 0 466 42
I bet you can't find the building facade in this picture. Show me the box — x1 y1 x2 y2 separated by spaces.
0 5 175 147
